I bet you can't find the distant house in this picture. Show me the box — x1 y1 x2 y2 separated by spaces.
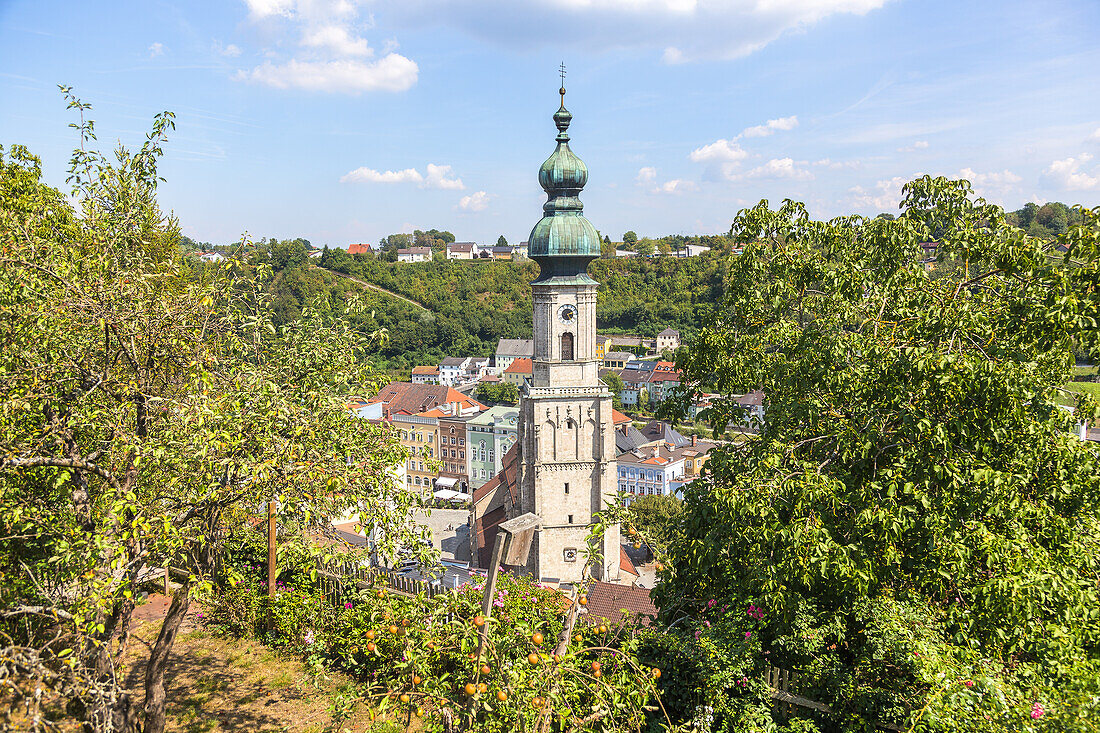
397 246 432 262
656 328 680 352
614 249 636 258
646 368 682 404
734 390 766 426
514 241 529 259
494 338 534 370
594 335 613 361
616 436 716 502
438 357 472 386
603 351 634 369
348 243 375 256
307 248 323 259
502 357 533 387
490 246 513 260
199 251 225 262
411 365 440 384
447 242 475 260
673 244 709 258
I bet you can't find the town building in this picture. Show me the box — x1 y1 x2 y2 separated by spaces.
410 365 440 384
502 357 533 387
347 243 375 256
494 338 534 370
603 351 634 369
438 357 471 387
396 246 432 262
466 405 519 488
447 242 476 259
352 382 483 421
431 412 471 494
615 436 715 502
656 328 681 352
390 412 439 495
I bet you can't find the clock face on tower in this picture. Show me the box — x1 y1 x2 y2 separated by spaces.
558 304 578 324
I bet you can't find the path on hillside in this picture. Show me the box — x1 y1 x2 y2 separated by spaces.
318 265 429 311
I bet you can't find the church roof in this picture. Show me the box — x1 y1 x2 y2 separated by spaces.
582 581 658 627
528 85 601 267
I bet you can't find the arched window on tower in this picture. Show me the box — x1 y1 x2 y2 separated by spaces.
561 331 574 361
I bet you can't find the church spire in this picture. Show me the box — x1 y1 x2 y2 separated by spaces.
528 70 601 273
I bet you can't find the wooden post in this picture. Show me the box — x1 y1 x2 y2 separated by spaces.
163 568 169 596
267 500 277 626
475 531 511 663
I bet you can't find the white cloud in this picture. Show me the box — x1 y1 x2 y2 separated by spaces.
241 55 418 93
689 139 746 163
1043 154 1100 191
340 167 423 184
458 190 491 212
738 157 813 181
424 163 464 190
636 166 696 194
813 158 861 170
958 167 1021 197
301 24 372 56
848 176 907 212
239 0 416 94
1088 128 1100 143
217 42 243 57
897 140 929 152
380 0 887 63
741 115 798 138
340 162 464 189
148 42 165 57
656 179 698 193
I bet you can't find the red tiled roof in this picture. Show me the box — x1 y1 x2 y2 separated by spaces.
411 365 439 374
369 382 485 417
611 409 632 426
583 581 657 626
348 243 373 255
504 358 533 374
619 546 638 577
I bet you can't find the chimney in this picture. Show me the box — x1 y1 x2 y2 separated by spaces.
691 434 697 447
651 444 660 459
621 423 629 437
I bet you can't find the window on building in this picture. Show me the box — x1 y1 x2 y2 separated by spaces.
564 482 569 494
489 450 494 462
459 438 465 446
561 332 574 361
568 514 574 524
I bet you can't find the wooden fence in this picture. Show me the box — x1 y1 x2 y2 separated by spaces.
766 666 902 732
315 561 455 607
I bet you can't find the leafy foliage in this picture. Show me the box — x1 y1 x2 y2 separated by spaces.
0 94 426 733
659 177 1100 730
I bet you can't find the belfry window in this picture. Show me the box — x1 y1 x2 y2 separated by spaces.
561 332 574 361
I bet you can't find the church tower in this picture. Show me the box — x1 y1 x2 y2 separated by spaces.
515 81 620 584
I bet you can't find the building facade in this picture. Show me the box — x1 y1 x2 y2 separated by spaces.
513 86 620 584
467 406 519 488
390 413 439 494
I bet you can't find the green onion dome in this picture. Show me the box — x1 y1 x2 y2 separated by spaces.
528 87 601 273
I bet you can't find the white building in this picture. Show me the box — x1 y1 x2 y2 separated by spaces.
397 246 432 262
438 357 472 386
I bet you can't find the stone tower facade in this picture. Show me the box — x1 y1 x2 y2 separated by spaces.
515 85 620 584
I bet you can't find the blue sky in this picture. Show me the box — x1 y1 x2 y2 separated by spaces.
2 0 1099 247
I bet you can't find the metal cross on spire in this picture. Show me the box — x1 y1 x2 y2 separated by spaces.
559 62 567 87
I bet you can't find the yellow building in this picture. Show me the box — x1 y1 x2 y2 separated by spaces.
390 413 439 494
502 357 532 387
594 335 613 360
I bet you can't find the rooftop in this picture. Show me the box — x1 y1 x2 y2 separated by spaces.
503 358 533 374
582 581 657 627
496 338 534 357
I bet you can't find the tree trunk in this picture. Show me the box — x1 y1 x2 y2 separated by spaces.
141 583 189 733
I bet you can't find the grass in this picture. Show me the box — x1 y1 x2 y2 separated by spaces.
122 612 414 733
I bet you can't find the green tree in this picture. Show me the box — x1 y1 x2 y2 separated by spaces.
659 178 1100 730
602 371 625 410
623 230 638 247
635 237 656 257
0 96 426 733
626 494 682 553
496 234 508 247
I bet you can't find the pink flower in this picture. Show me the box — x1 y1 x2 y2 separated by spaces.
344 601 353 608
707 599 716 608
1031 702 1044 719
303 630 315 646
702 620 711 628
745 631 752 639
694 630 702 639
964 680 974 688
